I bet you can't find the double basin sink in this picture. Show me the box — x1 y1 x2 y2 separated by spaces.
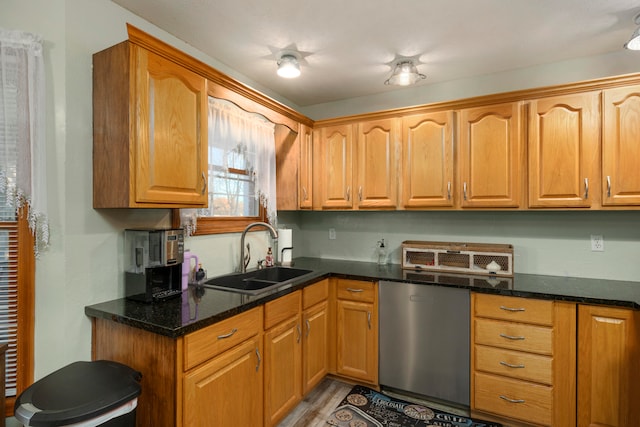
202 267 315 296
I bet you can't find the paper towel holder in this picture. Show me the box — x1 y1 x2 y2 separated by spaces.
280 247 294 266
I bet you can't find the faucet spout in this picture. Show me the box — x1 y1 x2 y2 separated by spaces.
240 222 278 273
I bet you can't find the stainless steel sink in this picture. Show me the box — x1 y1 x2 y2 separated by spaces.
202 267 314 295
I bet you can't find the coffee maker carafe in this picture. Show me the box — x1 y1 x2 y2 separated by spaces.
124 228 184 302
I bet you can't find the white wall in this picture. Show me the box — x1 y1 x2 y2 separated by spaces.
2 3 640 423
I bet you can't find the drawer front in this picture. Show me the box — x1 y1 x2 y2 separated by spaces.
264 290 301 330
474 344 552 385
474 318 553 355
184 306 262 371
474 293 554 326
474 372 552 426
303 279 329 310
336 279 376 303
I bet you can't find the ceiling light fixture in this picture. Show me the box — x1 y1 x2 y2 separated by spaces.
384 60 426 86
276 53 301 78
624 12 640 50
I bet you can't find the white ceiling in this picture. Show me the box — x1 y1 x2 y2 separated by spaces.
112 0 640 107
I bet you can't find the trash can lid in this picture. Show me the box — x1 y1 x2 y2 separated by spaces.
15 360 142 427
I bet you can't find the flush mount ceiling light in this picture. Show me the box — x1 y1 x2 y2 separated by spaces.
384 60 426 86
276 53 301 78
624 12 640 50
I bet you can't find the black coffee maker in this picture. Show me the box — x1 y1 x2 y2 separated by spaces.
124 228 184 302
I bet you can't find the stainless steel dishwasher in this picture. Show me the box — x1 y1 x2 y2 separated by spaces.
379 280 470 407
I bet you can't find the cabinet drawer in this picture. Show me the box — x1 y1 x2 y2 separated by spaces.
474 372 552 426
264 291 301 330
474 293 554 326
184 306 262 371
336 279 376 303
474 344 552 385
474 318 553 355
303 280 329 310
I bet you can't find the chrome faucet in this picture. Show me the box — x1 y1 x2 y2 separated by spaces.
240 222 278 273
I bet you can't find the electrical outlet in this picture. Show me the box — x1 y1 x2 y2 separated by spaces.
591 235 604 252
329 228 336 240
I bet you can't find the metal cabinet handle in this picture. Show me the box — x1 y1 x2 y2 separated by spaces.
306 319 311 338
500 333 525 341
346 186 351 201
358 186 363 201
584 177 589 199
500 361 525 369
607 176 611 198
499 395 525 404
217 328 238 339
302 186 308 201
346 288 364 293
463 182 468 201
296 324 301 343
500 305 525 312
201 172 207 195
255 348 261 372
447 181 451 200
367 311 372 330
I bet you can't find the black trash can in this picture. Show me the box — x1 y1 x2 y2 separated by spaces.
14 360 142 427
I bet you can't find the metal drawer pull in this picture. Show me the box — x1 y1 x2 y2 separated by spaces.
255 348 261 372
201 172 206 195
306 319 311 338
499 395 525 404
367 311 372 330
447 181 451 200
302 186 308 201
500 305 525 312
296 324 301 343
607 176 611 197
346 186 351 201
346 288 364 293
500 361 525 369
463 182 468 201
500 333 525 341
358 186 363 201
217 328 238 339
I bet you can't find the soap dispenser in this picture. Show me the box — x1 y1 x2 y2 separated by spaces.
377 239 387 265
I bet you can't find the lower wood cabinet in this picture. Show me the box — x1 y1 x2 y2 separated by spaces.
183 337 263 427
335 279 378 384
577 305 640 427
471 293 576 426
263 291 303 427
302 280 330 393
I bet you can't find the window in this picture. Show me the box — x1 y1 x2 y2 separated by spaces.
180 98 277 235
1 29 46 415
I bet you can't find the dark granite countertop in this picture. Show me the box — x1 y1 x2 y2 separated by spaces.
85 257 640 338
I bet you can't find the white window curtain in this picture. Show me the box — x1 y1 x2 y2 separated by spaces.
181 98 277 235
0 28 48 255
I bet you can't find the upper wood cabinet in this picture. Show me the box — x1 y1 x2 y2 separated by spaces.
275 124 300 211
401 111 454 208
458 102 524 208
93 41 208 208
313 124 354 209
528 92 600 208
355 118 399 209
298 124 314 209
602 85 640 206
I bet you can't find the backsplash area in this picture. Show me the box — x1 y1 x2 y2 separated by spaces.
278 210 640 282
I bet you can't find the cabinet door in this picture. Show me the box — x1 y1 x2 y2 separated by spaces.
183 337 263 427
458 102 523 208
336 299 378 384
356 118 399 209
602 85 640 206
528 92 600 208
134 47 208 205
264 316 302 427
298 124 314 209
314 125 354 209
401 111 454 208
303 300 329 394
578 305 640 427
